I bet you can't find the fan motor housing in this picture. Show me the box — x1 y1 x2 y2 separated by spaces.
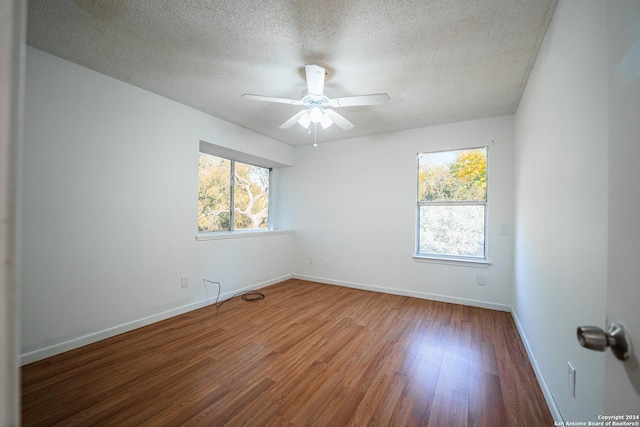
301 90 329 107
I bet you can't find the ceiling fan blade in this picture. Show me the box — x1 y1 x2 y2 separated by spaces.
279 110 307 129
242 94 303 106
328 93 390 108
305 64 325 96
324 109 355 130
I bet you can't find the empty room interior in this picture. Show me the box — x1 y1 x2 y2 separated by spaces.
3 0 640 425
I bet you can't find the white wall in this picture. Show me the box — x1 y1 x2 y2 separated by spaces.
513 0 607 422
279 116 515 309
21 47 294 363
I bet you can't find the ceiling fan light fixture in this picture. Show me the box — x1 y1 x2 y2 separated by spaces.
320 113 333 129
298 111 311 128
309 106 323 123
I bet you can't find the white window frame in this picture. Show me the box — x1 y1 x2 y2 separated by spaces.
197 142 276 239
414 146 490 266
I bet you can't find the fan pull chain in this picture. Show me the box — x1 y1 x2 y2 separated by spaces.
313 123 318 147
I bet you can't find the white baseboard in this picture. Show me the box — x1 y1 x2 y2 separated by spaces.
20 274 292 365
20 300 208 366
292 274 511 312
511 307 564 423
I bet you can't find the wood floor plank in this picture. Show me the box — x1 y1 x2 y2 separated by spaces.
428 324 472 427
21 279 554 426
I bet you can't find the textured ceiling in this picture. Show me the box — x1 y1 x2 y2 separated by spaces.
26 0 556 147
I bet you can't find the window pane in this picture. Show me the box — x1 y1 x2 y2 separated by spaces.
419 205 485 258
233 161 269 230
198 154 231 232
418 148 487 202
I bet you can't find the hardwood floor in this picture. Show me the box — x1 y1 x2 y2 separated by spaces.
21 279 553 426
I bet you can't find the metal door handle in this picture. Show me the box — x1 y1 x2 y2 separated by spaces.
577 323 630 361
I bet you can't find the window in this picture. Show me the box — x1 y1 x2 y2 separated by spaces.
417 147 488 260
198 153 270 232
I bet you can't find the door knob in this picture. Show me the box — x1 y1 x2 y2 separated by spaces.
577 323 630 361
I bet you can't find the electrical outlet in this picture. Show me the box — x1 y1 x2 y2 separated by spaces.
308 256 314 266
324 258 329 267
181 275 189 288
568 362 576 398
477 275 487 286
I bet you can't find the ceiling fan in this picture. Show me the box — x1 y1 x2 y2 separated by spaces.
242 64 389 131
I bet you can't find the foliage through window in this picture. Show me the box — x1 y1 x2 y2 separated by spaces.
198 153 270 232
417 147 488 259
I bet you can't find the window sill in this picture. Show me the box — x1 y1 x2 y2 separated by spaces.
413 255 492 268
196 229 293 241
